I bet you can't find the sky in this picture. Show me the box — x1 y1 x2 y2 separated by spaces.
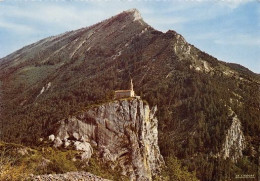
0 0 259 73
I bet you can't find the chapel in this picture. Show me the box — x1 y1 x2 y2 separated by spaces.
114 79 135 99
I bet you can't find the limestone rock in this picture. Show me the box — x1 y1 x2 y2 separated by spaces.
53 137 63 148
73 141 93 161
73 132 80 140
38 158 51 170
81 151 92 161
74 141 93 152
221 109 246 162
52 98 164 180
17 148 29 156
90 140 98 147
48 134 55 142
64 140 71 148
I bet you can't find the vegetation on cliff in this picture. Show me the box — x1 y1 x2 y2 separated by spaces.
0 142 125 181
0 141 199 181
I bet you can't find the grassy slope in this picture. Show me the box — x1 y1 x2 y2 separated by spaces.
0 141 127 181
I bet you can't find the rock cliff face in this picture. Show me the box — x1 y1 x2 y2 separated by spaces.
49 98 164 180
221 110 246 162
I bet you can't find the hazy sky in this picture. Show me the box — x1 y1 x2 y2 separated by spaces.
0 0 259 73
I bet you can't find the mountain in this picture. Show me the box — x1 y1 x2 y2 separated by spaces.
0 9 259 181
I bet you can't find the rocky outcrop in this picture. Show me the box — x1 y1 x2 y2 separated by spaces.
221 110 246 162
49 98 164 180
32 171 111 181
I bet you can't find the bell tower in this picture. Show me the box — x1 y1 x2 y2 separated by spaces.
130 79 134 91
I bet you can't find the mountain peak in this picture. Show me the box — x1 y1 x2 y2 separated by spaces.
112 8 143 24
124 8 142 21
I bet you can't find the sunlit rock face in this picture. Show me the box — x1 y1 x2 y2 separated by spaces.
50 98 164 181
221 110 246 162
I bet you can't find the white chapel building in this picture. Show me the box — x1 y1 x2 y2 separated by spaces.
114 79 135 99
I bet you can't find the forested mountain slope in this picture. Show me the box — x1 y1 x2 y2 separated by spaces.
0 9 259 181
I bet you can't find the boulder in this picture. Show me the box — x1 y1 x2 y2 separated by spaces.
64 140 71 148
90 140 98 147
74 141 93 161
74 141 93 152
72 132 80 140
53 137 63 148
81 151 92 160
17 148 29 156
48 134 55 142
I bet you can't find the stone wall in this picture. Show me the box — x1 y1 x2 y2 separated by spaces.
114 90 134 99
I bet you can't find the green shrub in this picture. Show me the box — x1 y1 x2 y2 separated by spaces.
162 156 199 181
